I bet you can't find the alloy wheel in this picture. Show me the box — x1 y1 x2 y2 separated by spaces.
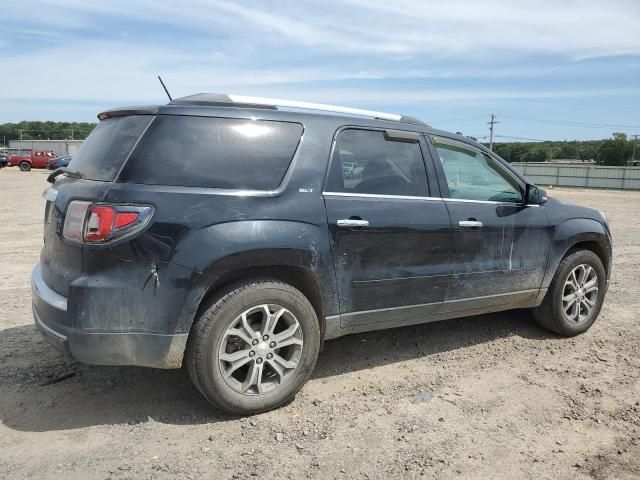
562 263 599 324
218 304 304 395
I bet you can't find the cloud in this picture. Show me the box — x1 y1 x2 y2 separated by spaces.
4 0 639 56
0 0 638 136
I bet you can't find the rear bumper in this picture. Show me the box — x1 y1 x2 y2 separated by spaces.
31 264 187 369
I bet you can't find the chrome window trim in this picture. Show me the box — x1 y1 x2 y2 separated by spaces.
322 191 442 201
444 197 539 207
322 191 540 206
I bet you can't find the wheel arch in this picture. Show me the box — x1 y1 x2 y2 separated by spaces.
566 240 609 272
195 263 327 341
543 218 612 289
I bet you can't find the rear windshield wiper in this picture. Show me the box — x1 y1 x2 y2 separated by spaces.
47 167 83 184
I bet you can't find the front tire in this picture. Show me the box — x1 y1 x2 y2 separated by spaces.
534 249 606 336
186 280 320 415
19 161 31 172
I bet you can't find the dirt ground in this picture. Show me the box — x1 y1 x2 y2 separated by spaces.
0 167 638 480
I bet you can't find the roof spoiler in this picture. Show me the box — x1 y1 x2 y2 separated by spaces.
97 106 159 120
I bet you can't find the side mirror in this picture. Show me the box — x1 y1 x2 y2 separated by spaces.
526 184 547 205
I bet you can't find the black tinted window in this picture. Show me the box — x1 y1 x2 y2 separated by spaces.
69 115 152 181
326 129 428 196
120 116 303 190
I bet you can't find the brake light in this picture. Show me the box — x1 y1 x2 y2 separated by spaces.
62 201 153 243
85 206 116 241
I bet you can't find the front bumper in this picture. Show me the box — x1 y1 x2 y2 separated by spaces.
31 264 187 369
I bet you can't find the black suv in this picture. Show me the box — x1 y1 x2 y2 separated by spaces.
32 94 612 414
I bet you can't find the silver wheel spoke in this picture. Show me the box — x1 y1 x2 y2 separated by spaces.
564 298 577 312
222 355 252 379
271 352 298 370
267 358 285 383
220 349 251 363
568 271 579 290
241 361 264 393
241 313 258 340
273 323 301 346
262 307 285 336
227 328 253 346
583 278 598 294
581 297 596 311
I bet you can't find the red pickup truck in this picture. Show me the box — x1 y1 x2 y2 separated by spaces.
8 150 57 171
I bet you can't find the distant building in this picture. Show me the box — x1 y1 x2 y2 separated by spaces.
8 139 83 156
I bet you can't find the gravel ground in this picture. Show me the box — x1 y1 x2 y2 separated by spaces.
0 167 638 480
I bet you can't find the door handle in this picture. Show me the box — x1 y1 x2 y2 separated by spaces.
459 220 483 228
337 218 370 228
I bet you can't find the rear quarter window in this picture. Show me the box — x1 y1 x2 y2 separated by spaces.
68 115 153 181
119 116 304 190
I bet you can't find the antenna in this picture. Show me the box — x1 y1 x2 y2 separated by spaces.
157 75 173 101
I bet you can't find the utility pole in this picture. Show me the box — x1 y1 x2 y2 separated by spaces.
631 134 639 166
18 129 22 141
488 114 499 151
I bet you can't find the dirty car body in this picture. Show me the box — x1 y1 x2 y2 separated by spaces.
32 94 612 379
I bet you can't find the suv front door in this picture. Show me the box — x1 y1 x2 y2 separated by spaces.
323 128 451 329
427 135 551 313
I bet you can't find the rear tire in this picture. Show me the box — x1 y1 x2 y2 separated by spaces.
19 162 31 172
186 280 320 415
533 249 606 336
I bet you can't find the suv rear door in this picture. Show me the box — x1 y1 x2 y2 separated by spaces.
323 127 451 329
426 135 551 312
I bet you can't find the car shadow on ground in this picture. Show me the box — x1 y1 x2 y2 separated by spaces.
0 309 558 432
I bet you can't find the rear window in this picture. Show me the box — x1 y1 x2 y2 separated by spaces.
68 115 152 181
119 116 304 190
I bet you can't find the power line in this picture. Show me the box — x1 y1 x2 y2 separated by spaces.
494 134 548 142
431 114 488 124
498 114 640 130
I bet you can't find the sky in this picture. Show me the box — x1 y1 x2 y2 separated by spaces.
1 0 639 141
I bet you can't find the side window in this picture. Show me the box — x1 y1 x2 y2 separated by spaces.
432 138 522 203
120 116 303 190
326 129 428 196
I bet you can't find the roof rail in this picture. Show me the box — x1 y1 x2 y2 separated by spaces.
169 93 427 125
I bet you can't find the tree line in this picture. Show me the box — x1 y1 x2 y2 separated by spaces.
1 122 637 166
0 121 96 143
490 133 637 166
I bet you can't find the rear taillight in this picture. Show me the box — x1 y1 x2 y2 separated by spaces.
63 201 153 243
